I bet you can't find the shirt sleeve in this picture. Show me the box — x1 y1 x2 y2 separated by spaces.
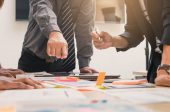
161 0 170 45
117 2 144 52
29 0 61 38
74 0 95 69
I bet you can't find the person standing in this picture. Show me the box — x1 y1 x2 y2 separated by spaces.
18 0 98 74
92 0 170 87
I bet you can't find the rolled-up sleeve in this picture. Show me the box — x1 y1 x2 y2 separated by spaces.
29 0 61 38
117 2 144 52
162 0 170 45
75 0 95 69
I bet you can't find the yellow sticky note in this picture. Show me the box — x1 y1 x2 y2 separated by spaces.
0 106 16 112
96 72 106 86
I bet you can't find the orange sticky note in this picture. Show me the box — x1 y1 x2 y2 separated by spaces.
96 72 106 86
55 77 79 82
0 106 16 112
112 79 147 85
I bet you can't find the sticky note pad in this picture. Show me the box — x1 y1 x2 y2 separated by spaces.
112 79 147 85
96 72 106 86
55 77 79 82
0 106 16 112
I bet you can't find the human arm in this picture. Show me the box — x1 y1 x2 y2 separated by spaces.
75 0 98 73
155 0 170 87
0 77 44 90
30 0 68 59
92 1 144 51
0 68 25 78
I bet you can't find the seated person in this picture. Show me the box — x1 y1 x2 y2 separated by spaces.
0 0 44 90
0 64 24 77
0 76 44 90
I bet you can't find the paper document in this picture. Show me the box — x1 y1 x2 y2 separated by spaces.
16 100 151 112
0 88 86 103
104 88 170 104
56 80 96 87
103 83 155 89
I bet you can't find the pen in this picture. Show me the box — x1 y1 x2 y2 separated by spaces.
94 27 100 36
94 27 102 41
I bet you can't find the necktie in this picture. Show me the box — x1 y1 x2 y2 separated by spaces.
61 0 75 72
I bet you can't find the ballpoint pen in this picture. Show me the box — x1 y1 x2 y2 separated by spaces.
94 27 101 36
94 27 102 41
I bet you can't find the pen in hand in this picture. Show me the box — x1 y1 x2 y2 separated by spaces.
94 27 103 41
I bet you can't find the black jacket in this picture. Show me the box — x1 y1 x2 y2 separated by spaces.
118 0 170 83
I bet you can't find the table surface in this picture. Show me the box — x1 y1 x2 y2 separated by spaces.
83 87 170 112
0 86 170 112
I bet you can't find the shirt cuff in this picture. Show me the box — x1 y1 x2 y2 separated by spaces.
116 33 132 52
78 57 91 69
43 24 61 38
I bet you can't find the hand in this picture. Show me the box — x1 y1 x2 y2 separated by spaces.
0 78 45 90
80 67 98 73
155 70 170 87
155 75 170 87
0 68 25 78
47 32 68 59
91 31 113 49
14 78 45 89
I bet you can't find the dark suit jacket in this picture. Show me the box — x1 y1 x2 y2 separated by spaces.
118 0 170 83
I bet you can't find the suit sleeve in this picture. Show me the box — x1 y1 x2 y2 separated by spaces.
29 0 61 38
117 2 144 51
75 0 95 69
162 0 170 45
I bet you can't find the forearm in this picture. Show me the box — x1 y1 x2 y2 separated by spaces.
30 0 60 38
112 36 129 48
161 45 170 64
75 0 95 69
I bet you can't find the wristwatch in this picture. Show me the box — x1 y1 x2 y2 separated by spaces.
157 64 170 75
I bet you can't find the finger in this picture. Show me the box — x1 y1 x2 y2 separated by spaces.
0 72 13 78
61 45 68 59
94 43 106 50
28 78 45 88
5 82 33 90
100 31 107 37
50 46 56 57
91 32 101 42
47 45 51 56
7 68 21 71
155 76 170 87
8 70 24 74
55 46 62 59
81 69 92 73
14 78 41 89
8 71 24 78
90 69 99 73
93 40 103 45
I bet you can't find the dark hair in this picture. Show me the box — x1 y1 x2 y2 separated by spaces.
0 0 4 8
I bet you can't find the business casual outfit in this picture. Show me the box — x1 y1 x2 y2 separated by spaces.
118 0 170 83
18 0 95 72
